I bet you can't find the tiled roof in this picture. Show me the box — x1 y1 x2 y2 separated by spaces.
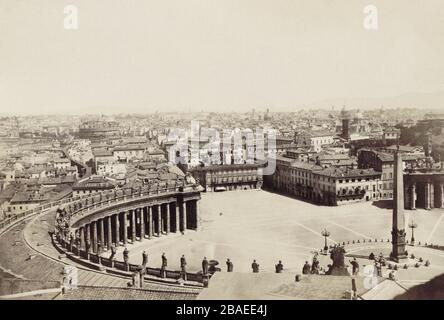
317 166 381 178
73 176 117 190
58 286 199 300
290 161 323 171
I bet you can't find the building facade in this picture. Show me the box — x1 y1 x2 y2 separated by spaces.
357 148 426 199
272 155 381 206
189 163 264 192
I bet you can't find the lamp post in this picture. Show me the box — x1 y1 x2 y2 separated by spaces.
321 228 330 252
408 220 418 245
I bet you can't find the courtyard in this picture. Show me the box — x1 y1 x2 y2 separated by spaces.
122 190 444 275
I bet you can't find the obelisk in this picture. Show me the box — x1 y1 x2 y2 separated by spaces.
390 147 408 262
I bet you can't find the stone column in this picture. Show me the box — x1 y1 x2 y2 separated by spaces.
440 183 444 209
122 212 128 244
147 206 153 238
425 181 431 210
404 183 410 209
157 204 161 236
79 227 85 250
85 224 90 247
99 218 105 251
430 183 435 209
181 201 187 231
411 183 416 210
92 221 98 253
114 213 120 246
131 209 136 243
175 203 180 233
166 203 170 234
106 216 112 249
140 208 145 240
194 200 199 230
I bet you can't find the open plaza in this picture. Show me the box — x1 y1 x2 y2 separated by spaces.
120 190 444 278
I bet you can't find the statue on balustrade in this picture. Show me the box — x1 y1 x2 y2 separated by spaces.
123 247 129 264
180 255 187 269
180 255 187 280
161 252 167 269
142 251 148 266
160 252 167 278
109 244 116 260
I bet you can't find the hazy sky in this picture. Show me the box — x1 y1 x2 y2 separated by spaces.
1 0 444 114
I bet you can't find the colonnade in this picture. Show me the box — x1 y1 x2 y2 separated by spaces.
405 180 444 210
76 199 199 254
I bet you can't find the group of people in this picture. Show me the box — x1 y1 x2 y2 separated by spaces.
302 254 322 275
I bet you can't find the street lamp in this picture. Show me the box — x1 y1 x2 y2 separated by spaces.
321 228 331 252
408 220 418 245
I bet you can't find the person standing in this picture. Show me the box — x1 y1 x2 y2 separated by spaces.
302 261 311 274
350 257 359 275
226 258 233 272
251 260 259 273
275 260 283 273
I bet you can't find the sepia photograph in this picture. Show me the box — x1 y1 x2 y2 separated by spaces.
1 0 444 309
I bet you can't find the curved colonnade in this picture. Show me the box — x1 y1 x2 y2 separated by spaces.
53 182 204 284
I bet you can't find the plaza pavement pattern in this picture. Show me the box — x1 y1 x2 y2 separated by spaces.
121 190 444 299
123 190 444 273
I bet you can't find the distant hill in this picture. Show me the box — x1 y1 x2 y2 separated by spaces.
301 91 444 111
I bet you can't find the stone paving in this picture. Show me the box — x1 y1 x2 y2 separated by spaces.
124 190 444 278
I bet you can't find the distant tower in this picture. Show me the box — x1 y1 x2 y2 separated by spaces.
424 132 433 157
340 106 351 140
424 132 433 169
390 148 408 262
